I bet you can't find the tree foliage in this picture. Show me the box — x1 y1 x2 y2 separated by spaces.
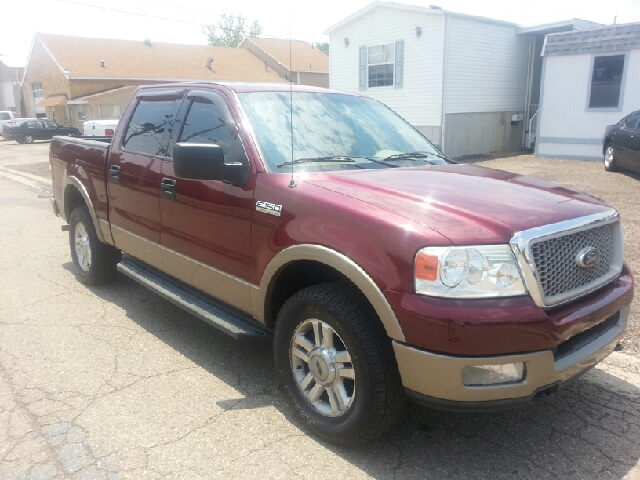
203 13 263 48
314 43 329 56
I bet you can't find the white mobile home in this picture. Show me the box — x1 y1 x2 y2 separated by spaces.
324 2 529 157
536 23 640 160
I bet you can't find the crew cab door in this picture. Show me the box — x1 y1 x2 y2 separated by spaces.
159 89 255 312
107 89 184 269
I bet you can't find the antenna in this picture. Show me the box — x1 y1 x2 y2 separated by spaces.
288 17 296 188
288 21 296 188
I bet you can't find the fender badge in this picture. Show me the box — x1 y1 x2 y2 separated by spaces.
576 246 600 268
256 201 282 217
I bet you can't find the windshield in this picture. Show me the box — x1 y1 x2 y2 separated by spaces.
237 91 445 172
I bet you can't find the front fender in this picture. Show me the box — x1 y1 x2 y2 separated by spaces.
253 244 406 342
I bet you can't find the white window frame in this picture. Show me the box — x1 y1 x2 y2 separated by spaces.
367 44 395 88
586 53 627 112
77 104 86 121
31 82 43 99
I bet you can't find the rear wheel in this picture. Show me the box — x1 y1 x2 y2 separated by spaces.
23 134 34 144
69 206 121 285
274 282 406 445
604 143 618 172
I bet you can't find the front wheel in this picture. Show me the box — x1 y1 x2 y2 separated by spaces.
69 206 121 285
604 143 618 172
274 283 406 445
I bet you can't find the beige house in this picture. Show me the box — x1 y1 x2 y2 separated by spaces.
239 37 329 87
21 33 287 129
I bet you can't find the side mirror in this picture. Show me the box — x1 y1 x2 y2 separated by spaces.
173 143 245 184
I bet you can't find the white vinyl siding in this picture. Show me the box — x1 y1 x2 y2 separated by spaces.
537 50 640 160
1 81 16 109
329 7 443 127
444 16 528 114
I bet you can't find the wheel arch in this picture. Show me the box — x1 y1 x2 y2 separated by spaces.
64 177 106 243
603 138 614 154
255 245 405 342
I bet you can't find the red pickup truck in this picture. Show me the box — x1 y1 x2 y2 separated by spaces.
50 83 634 445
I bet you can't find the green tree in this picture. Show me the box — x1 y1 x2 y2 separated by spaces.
314 43 329 56
203 13 263 48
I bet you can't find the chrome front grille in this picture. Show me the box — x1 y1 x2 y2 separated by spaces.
510 210 624 307
530 223 614 299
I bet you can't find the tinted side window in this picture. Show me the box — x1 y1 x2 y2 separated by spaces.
624 114 639 129
123 99 178 156
27 121 41 128
44 121 57 129
179 98 232 156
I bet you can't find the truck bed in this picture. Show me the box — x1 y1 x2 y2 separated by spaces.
50 135 112 225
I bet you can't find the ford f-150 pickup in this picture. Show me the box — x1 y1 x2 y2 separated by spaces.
49 82 634 445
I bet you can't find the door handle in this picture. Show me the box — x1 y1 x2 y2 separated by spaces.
109 165 121 183
161 177 177 199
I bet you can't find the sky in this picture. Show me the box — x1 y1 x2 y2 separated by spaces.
1 0 640 66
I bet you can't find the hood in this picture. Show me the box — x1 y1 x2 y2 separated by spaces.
303 164 613 245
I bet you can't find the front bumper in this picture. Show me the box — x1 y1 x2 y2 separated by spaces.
394 306 629 410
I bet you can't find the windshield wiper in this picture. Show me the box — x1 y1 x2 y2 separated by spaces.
277 155 356 168
381 151 456 164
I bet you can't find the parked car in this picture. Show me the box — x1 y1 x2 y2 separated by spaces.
603 110 640 173
0 110 16 134
49 83 633 445
4 119 80 144
83 119 118 137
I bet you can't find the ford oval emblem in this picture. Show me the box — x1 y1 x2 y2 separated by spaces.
576 247 600 268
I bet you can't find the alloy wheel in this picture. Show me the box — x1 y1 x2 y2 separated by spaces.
74 222 92 272
290 318 356 417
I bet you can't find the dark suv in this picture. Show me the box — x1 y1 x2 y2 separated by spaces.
4 119 80 144
603 110 640 173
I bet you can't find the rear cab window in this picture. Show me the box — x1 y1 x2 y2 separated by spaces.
122 93 182 157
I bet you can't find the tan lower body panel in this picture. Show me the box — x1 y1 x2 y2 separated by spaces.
111 226 255 315
393 306 628 402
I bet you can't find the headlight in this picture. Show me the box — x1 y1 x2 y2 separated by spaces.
415 245 527 298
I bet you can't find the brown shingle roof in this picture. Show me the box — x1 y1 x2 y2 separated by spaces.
242 37 329 72
36 32 286 82
36 96 68 107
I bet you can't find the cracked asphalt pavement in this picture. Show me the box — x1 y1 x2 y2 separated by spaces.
1 141 639 479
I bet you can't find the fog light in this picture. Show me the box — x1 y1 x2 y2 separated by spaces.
462 363 525 386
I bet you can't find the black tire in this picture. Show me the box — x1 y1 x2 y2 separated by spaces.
604 143 618 172
274 282 406 445
23 134 34 144
69 205 121 285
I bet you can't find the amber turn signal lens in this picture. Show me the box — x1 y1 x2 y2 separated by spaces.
415 252 439 282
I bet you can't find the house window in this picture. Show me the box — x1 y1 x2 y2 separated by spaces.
99 104 120 120
589 55 625 108
31 83 43 99
77 105 85 121
64 105 71 122
368 44 394 87
359 41 404 90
